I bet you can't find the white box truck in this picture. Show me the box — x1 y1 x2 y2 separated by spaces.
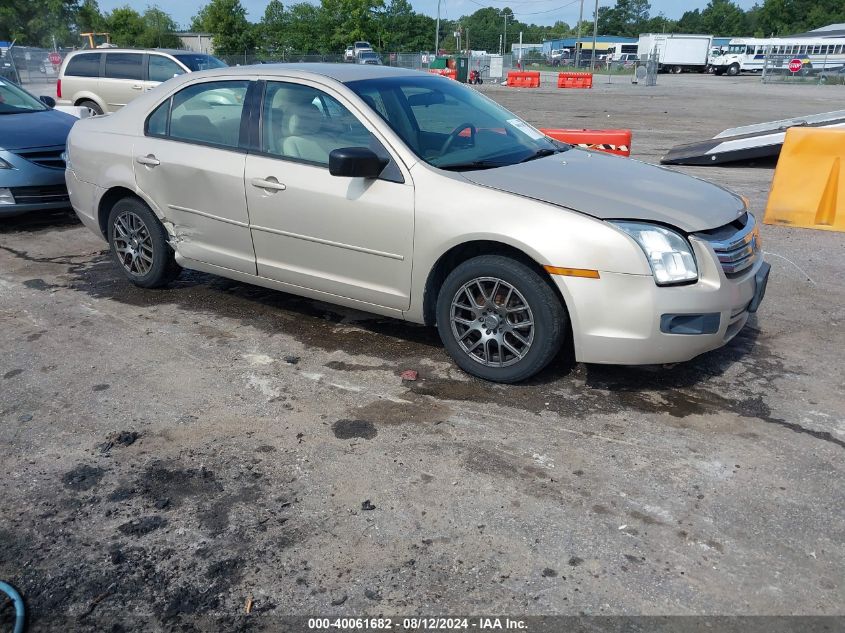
637 34 713 73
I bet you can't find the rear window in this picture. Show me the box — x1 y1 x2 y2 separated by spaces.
104 53 143 80
65 53 102 77
172 54 226 72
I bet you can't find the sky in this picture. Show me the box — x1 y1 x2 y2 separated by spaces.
97 0 761 29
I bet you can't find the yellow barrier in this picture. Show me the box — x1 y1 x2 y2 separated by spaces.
764 127 845 232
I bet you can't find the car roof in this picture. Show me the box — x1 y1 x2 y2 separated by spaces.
69 48 208 56
198 63 421 83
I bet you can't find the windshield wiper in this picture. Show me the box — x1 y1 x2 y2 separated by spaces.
519 148 560 163
438 160 506 172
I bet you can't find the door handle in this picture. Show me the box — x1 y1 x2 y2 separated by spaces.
131 84 143 90
251 177 287 192
136 155 160 167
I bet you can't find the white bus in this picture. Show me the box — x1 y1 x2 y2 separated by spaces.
711 37 845 76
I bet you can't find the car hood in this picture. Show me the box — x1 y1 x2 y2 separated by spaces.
460 149 746 233
0 108 77 150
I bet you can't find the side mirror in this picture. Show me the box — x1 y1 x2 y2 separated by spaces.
39 95 56 108
329 147 388 179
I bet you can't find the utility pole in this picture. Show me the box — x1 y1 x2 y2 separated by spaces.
435 0 441 55
575 0 584 67
589 0 599 70
503 12 508 59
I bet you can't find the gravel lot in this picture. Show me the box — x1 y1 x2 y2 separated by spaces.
1 74 844 631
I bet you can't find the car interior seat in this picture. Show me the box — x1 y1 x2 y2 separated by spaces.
170 114 222 145
282 102 328 163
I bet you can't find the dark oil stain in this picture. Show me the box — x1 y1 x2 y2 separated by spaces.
420 473 434 483
624 554 644 564
99 431 140 453
627 510 663 526
351 397 450 426
568 557 584 567
26 331 46 341
325 360 395 372
62 465 105 491
197 485 261 536
118 516 167 537
93 383 110 392
3 369 23 379
541 567 558 577
591 504 611 515
206 558 244 584
255 445 277 453
23 278 61 291
705 539 724 553
332 419 378 440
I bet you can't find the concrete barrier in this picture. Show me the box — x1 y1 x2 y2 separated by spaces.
764 127 845 232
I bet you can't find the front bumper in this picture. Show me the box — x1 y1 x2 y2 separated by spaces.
560 235 767 365
0 148 71 217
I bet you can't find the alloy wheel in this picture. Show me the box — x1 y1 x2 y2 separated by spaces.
113 210 154 277
450 277 535 368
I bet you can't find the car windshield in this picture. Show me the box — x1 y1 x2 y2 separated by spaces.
346 75 562 170
0 78 48 114
173 54 227 72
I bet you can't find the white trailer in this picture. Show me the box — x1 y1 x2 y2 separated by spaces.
637 34 713 73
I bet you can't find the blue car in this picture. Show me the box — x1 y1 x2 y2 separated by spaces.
0 78 76 217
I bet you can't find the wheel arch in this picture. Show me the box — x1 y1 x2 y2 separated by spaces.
97 187 143 238
73 93 107 112
421 239 569 327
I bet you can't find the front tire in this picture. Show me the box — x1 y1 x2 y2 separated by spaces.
727 63 740 76
436 255 567 383
107 198 180 288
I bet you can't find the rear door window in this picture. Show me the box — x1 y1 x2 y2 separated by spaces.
148 55 185 83
151 80 249 149
104 53 144 80
65 53 102 77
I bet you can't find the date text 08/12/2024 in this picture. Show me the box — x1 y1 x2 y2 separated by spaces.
308 617 528 630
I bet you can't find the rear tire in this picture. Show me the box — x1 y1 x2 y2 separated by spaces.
671 65 683 74
107 198 180 289
77 99 103 115
436 255 567 383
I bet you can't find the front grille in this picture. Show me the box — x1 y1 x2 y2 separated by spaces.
695 213 760 278
10 184 69 205
13 146 66 170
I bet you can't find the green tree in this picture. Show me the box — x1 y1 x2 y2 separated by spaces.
138 7 181 48
192 0 256 53
76 0 107 33
0 0 78 46
379 0 435 52
596 0 651 37
676 9 703 33
257 0 287 54
320 0 385 51
755 0 845 36
698 0 749 36
105 6 145 47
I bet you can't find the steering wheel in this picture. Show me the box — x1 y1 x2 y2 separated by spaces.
440 122 477 155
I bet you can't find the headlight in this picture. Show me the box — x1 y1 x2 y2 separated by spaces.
611 221 698 285
0 157 12 169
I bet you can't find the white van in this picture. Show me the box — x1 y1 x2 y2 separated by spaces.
57 49 226 115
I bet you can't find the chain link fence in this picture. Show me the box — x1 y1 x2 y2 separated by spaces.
1 45 75 86
762 50 845 85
